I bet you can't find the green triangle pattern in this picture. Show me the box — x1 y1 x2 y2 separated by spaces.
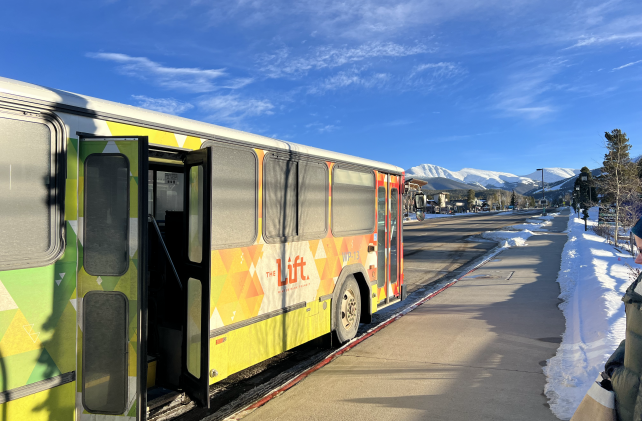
26 348 61 385
100 275 122 291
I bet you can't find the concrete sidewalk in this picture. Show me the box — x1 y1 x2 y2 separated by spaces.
243 210 570 421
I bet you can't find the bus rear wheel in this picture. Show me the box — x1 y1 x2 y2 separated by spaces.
334 276 361 343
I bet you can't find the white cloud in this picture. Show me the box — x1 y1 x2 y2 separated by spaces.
308 69 390 94
260 42 430 78
87 52 249 92
131 95 194 115
198 94 274 123
612 59 642 71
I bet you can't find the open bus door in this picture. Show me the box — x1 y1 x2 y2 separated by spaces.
77 136 148 419
180 148 212 408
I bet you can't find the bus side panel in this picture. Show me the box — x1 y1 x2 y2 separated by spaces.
208 301 331 385
0 134 78 420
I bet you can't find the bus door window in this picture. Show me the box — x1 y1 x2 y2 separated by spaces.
377 186 387 289
390 187 398 285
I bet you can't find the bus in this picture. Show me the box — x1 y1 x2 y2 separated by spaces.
0 76 405 420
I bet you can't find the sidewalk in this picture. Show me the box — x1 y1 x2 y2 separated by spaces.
243 210 570 421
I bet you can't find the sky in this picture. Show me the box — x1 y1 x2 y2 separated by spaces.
2 0 641 175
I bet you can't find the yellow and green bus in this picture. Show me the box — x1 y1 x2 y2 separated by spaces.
0 76 405 420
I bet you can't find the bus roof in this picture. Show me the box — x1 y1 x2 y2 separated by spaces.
0 77 404 174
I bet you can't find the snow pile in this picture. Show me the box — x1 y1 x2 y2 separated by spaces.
482 229 534 247
510 221 552 231
544 207 631 420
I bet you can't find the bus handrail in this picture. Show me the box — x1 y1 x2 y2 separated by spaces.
149 214 183 291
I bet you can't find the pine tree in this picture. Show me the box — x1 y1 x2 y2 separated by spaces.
467 189 476 211
599 129 640 243
510 190 516 207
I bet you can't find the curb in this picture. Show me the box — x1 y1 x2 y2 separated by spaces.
223 244 505 420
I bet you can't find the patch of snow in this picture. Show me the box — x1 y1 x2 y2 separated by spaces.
481 229 535 247
544 207 631 420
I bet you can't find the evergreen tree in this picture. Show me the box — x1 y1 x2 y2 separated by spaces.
510 190 516 207
599 129 640 243
467 189 476 211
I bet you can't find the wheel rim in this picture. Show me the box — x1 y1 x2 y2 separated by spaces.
341 288 358 330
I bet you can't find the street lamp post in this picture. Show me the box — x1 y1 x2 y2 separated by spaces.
581 174 592 203
537 168 546 215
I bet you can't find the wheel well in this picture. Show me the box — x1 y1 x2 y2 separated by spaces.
331 264 373 331
352 271 373 325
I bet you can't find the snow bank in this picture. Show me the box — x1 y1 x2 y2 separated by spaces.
544 207 631 420
481 229 534 247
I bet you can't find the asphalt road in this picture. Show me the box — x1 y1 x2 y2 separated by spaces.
402 210 546 292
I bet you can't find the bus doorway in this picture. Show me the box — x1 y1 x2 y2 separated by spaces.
376 173 401 304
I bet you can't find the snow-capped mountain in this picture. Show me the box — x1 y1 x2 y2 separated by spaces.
406 163 580 192
520 168 581 183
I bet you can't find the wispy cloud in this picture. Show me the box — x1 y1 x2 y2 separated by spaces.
198 94 274 124
305 122 339 133
612 59 642 71
565 32 642 49
305 61 465 94
259 41 430 78
307 69 390 94
87 52 252 92
131 95 194 115
492 59 565 120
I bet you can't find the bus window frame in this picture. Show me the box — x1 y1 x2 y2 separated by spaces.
0 108 66 271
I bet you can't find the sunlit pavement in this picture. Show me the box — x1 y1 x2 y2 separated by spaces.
242 210 569 421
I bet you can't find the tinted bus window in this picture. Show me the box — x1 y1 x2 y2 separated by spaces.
264 158 298 241
188 165 204 263
84 154 129 276
332 168 375 236
211 145 257 248
298 161 327 238
82 291 128 414
0 116 52 263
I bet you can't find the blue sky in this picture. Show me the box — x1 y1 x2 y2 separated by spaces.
2 0 641 175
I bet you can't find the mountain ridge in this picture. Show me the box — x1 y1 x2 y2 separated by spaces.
406 163 580 193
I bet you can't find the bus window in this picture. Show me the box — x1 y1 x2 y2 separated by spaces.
263 156 328 243
265 158 298 241
0 114 59 266
84 154 129 276
82 291 128 414
332 167 375 237
188 165 204 263
211 144 257 248
298 161 327 239
390 188 398 284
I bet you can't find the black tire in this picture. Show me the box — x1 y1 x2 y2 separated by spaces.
334 275 361 343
